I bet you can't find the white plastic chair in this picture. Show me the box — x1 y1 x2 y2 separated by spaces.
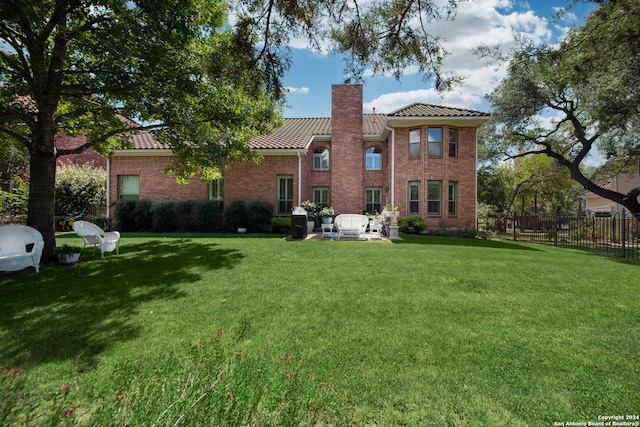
72 221 120 257
0 224 44 273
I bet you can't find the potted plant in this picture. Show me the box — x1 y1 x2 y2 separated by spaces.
301 200 318 232
319 206 335 224
55 244 82 264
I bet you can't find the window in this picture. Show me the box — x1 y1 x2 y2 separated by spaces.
118 175 139 200
366 147 382 170
313 147 329 170
449 128 458 157
428 128 442 157
208 179 224 211
313 187 329 209
408 182 420 215
448 181 457 216
409 129 421 158
427 181 442 216
365 187 382 213
277 176 293 214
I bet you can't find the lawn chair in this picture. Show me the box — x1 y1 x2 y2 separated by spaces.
0 224 44 273
72 221 120 257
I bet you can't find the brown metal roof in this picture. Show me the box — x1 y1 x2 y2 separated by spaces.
388 103 490 118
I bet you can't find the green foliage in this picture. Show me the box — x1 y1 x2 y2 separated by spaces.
112 200 137 232
151 202 177 232
301 200 318 220
133 200 153 231
175 200 195 231
270 217 291 234
398 215 428 234
55 163 106 215
223 200 247 231
0 176 28 216
193 200 223 232
427 226 478 238
485 0 640 215
247 201 274 233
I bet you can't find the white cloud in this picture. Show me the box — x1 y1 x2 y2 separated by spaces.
285 86 310 95
365 0 558 112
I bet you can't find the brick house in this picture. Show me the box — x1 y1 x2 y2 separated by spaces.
108 84 490 228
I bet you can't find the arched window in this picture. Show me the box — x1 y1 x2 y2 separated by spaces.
313 147 329 170
366 147 382 170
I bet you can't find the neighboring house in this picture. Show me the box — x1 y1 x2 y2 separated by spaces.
56 132 107 169
108 84 490 228
582 164 640 214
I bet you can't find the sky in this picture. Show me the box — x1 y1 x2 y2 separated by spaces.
281 0 598 118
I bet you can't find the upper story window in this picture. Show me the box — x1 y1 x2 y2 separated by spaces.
409 129 421 158
118 175 139 200
366 147 382 170
313 147 329 170
449 128 458 157
428 128 442 157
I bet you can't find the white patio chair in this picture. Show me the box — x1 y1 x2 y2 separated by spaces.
0 224 44 273
369 218 382 239
72 221 120 257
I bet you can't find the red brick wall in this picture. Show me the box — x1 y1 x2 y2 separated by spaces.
109 154 208 206
108 86 479 229
391 126 477 228
330 84 365 214
223 155 298 210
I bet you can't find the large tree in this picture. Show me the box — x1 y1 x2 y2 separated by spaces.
0 0 462 263
485 0 640 216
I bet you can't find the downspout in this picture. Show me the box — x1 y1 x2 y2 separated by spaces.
297 151 302 206
384 123 395 207
106 157 111 222
475 128 478 227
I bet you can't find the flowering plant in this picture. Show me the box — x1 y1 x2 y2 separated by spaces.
300 200 318 220
319 206 335 218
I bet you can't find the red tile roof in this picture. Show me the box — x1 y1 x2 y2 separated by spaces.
388 103 490 118
123 106 488 152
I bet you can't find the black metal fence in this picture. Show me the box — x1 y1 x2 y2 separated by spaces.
478 211 640 262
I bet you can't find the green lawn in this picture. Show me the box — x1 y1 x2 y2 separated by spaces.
1 234 638 426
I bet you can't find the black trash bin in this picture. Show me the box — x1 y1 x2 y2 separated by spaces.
291 206 308 239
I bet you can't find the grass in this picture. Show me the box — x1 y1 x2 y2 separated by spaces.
1 234 639 426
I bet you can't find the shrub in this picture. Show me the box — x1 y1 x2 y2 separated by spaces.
112 199 137 232
223 199 247 232
398 216 428 234
247 201 274 233
175 200 195 231
193 200 223 232
427 226 478 238
0 176 29 216
151 202 177 232
133 200 153 231
270 217 291 234
55 163 106 215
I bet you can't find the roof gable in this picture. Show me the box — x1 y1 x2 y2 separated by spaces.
388 103 490 118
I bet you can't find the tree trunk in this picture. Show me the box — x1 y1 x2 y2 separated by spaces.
27 129 57 265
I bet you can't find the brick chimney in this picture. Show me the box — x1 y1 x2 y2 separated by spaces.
330 84 364 214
